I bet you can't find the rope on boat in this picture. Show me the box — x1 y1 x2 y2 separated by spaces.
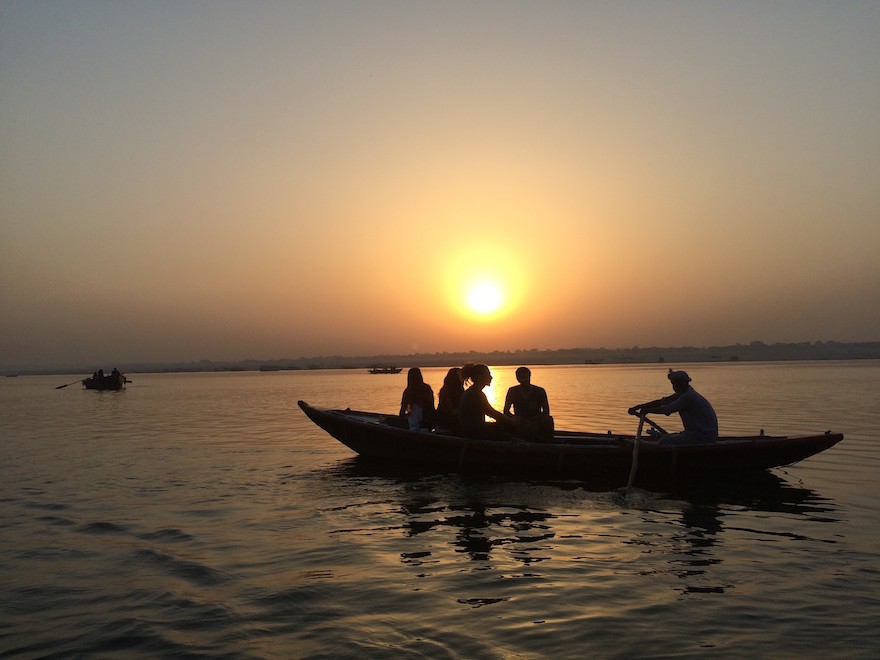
626 413 646 489
457 439 469 470
556 446 566 473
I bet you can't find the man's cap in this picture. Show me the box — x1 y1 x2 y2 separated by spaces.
667 370 691 383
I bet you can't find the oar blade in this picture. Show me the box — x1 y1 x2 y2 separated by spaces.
55 379 83 389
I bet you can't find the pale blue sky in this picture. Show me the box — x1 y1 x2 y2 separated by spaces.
1 1 878 370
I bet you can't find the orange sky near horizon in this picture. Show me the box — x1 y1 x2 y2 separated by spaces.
1 2 879 371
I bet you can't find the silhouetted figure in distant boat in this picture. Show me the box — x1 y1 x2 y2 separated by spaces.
504 366 554 441
458 363 519 440
628 370 718 445
399 368 435 430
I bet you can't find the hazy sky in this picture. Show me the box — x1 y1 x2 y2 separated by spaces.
2 1 878 370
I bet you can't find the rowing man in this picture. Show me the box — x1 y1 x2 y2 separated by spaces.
628 370 718 445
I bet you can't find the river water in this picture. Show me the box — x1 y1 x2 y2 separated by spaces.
2 361 878 658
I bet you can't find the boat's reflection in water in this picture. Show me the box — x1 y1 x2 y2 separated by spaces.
323 454 835 512
317 457 840 596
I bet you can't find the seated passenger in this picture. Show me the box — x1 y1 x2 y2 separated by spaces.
435 367 464 432
399 367 435 430
458 363 519 440
504 366 554 441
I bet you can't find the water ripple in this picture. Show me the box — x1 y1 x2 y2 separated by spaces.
133 548 231 587
79 521 131 535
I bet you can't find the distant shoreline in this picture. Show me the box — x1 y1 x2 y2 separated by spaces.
9 340 880 376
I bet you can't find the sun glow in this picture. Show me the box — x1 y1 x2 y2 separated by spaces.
443 244 524 322
465 279 504 315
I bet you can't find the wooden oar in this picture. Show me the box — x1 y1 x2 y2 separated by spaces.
626 413 646 489
55 378 83 390
628 408 668 435
642 414 668 435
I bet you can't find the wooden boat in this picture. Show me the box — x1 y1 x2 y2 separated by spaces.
82 371 127 391
297 400 843 484
368 366 402 374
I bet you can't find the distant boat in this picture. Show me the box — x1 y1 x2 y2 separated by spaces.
82 370 127 391
368 366 402 374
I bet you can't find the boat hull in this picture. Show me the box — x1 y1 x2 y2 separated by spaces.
297 400 843 484
82 374 126 391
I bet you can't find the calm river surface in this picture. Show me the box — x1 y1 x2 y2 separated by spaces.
2 361 878 658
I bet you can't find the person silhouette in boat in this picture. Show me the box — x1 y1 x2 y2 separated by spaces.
504 366 554 441
458 363 519 439
628 370 718 445
436 367 464 431
399 367 435 430
110 367 121 384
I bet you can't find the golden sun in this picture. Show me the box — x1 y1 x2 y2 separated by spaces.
465 280 504 315
443 244 523 322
